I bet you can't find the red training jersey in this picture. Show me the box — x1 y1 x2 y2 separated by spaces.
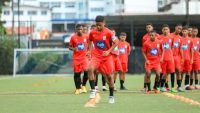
118 41 131 63
142 40 162 64
160 35 174 61
171 33 182 56
89 27 118 59
180 37 193 60
69 33 88 60
192 38 200 62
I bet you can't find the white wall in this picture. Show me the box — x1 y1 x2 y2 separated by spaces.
124 0 158 13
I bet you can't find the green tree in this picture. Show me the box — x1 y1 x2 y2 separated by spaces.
0 0 10 35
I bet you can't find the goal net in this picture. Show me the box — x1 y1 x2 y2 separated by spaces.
13 48 73 77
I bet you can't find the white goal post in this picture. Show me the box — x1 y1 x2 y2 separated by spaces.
13 48 73 77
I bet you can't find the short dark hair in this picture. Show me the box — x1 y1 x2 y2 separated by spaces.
95 15 105 22
91 24 96 28
175 24 182 27
120 32 126 36
75 24 82 29
146 23 153 26
182 26 188 30
193 27 198 30
162 24 169 29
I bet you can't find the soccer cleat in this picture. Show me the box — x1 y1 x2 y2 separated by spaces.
108 96 115 104
195 85 200 89
74 89 81 95
114 87 117 91
95 86 98 91
146 91 151 94
171 88 178 93
166 87 170 91
120 86 128 90
81 86 87 93
189 86 194 90
89 89 96 99
177 87 184 92
160 87 167 92
102 86 108 91
154 89 160 94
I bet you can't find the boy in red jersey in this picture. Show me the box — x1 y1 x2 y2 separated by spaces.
110 29 122 91
159 24 177 93
118 32 131 90
180 27 193 90
87 16 118 104
142 30 162 94
171 24 183 92
190 27 200 89
69 24 89 95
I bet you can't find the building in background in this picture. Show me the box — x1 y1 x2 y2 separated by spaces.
158 0 200 14
124 0 158 14
1 4 51 39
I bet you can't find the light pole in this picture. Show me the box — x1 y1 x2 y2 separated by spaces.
11 0 14 35
17 0 20 48
186 0 189 26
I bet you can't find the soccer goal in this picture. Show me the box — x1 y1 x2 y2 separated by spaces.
13 48 73 77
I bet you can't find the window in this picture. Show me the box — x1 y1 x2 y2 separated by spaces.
65 2 75 8
65 13 76 19
3 10 10 15
52 13 61 19
91 8 104 12
51 2 61 8
41 11 47 15
40 2 50 8
14 11 23 15
28 11 37 16
79 2 83 10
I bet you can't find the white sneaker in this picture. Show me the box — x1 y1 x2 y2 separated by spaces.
95 86 98 90
89 89 96 99
108 96 115 104
102 86 108 91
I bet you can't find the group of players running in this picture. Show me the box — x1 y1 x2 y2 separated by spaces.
69 15 200 105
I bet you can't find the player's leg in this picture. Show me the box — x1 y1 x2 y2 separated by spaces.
94 71 99 90
168 61 177 92
87 58 100 99
102 74 108 91
160 62 167 92
194 70 199 89
82 71 88 93
184 60 191 90
120 63 128 90
154 68 160 93
74 72 82 94
145 69 151 94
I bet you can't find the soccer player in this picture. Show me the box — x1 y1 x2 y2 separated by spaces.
69 24 89 95
110 29 123 90
87 15 118 104
180 27 193 90
142 23 161 91
190 27 200 89
142 30 162 94
159 24 177 93
118 32 131 90
171 24 183 92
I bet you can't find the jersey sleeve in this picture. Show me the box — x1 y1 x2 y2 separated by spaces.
89 31 93 41
69 36 74 47
142 42 147 52
127 43 131 53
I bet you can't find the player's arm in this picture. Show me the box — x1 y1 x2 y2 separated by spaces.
160 43 164 63
142 43 149 64
128 43 131 55
190 43 194 64
180 46 184 63
69 37 77 51
86 32 93 56
102 34 119 56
